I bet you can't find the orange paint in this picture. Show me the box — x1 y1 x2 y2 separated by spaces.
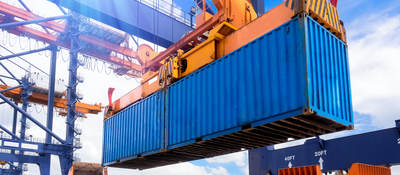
111 1 295 114
111 71 161 113
223 3 295 55
348 163 391 175
196 12 213 28
0 1 141 73
110 0 347 115
0 85 101 115
278 165 322 175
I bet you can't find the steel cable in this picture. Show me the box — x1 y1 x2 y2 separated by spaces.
19 35 27 50
124 74 132 80
28 37 32 51
59 49 69 62
77 54 86 68
34 40 40 55
0 45 48 76
97 60 104 73
104 63 112 75
1 31 6 45
35 104 42 113
44 49 50 58
91 57 97 71
28 105 33 113
7 59 29 73
84 56 90 70
8 33 17 47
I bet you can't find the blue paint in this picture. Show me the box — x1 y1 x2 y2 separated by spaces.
102 91 165 164
167 16 352 147
50 0 194 48
249 123 400 175
102 16 353 167
305 17 353 125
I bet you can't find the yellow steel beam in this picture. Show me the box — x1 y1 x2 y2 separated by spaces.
0 85 102 115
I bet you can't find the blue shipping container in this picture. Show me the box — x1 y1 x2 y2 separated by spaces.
102 91 165 165
103 15 353 169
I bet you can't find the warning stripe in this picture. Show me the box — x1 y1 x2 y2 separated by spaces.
285 0 301 11
333 4 341 33
330 3 337 28
310 0 317 10
285 0 344 38
327 1 334 28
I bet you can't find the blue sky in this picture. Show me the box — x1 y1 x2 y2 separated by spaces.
0 0 398 174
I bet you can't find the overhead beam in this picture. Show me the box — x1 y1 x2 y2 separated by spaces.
0 152 47 164
49 0 194 48
0 137 72 155
0 15 70 29
0 46 51 61
0 62 21 84
0 1 142 74
0 1 136 58
0 85 22 93
145 14 220 70
0 84 102 115
0 16 142 75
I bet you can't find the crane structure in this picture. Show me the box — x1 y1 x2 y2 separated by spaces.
0 1 143 77
0 84 101 116
0 0 176 174
0 0 397 174
0 44 90 175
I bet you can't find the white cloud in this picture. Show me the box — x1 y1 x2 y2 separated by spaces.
107 162 230 175
392 166 400 174
347 12 400 128
206 151 247 167
144 163 208 175
207 166 230 175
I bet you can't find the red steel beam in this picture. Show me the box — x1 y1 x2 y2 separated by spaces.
0 16 142 75
0 1 65 32
144 14 221 70
0 1 140 68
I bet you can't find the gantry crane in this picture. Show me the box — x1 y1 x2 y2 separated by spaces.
0 0 156 174
0 0 397 174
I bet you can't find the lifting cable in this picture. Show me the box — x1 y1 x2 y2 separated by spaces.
0 45 49 76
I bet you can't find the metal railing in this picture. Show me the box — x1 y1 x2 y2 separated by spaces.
139 0 193 26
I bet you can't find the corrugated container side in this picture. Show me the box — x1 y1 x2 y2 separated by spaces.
167 18 308 147
305 17 353 126
102 91 164 164
102 16 354 169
